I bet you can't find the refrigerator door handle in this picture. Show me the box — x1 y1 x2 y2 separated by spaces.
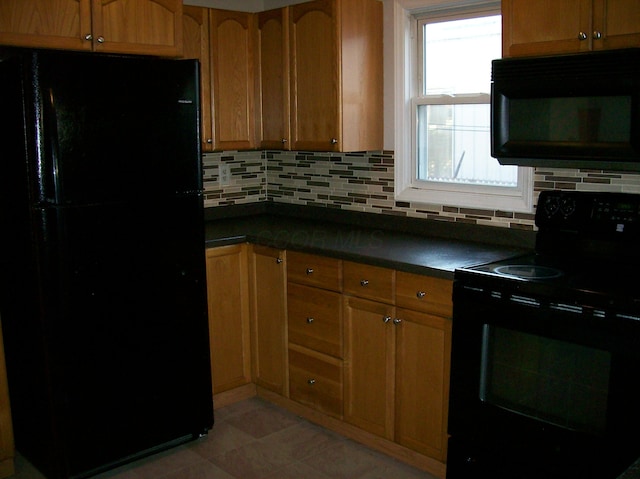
38 87 62 205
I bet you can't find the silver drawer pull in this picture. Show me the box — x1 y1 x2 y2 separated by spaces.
360 279 369 286
416 291 426 299
383 315 392 323
306 317 314 324
308 379 316 385
306 268 314 275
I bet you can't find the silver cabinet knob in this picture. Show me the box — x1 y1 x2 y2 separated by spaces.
306 317 314 324
393 318 402 325
306 268 313 275
281 138 287 144
84 34 93 41
578 31 588 40
416 291 426 299
97 36 105 43
307 379 316 385
360 279 369 287
206 138 213 144
330 138 338 144
593 31 602 39
383 315 392 323
276 257 283 264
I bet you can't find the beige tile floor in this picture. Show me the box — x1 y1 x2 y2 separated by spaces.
12 397 437 479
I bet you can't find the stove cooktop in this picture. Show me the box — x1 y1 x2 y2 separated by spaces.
455 190 640 314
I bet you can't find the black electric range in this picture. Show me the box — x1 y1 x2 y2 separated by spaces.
456 189 640 316
448 190 640 479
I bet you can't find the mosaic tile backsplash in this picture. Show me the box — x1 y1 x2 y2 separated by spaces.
202 151 640 230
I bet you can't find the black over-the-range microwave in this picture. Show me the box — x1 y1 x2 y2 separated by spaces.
491 48 640 171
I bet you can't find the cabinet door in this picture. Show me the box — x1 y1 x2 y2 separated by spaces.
289 0 340 151
91 0 183 56
183 6 213 152
0 0 92 51
502 0 592 57
593 0 640 50
343 295 395 439
395 308 451 462
206 245 252 395
249 246 287 395
210 9 256 151
256 8 290 150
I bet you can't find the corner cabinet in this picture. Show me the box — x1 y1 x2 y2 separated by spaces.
502 0 640 57
256 8 290 150
249 245 288 396
258 0 382 152
0 0 183 56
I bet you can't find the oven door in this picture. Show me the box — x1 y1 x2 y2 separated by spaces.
447 276 640 479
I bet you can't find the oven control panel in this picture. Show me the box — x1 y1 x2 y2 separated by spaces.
536 190 640 234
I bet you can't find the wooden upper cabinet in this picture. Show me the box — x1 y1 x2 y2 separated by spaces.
183 6 213 152
209 9 256 151
592 0 640 50
0 0 93 51
289 0 338 151
256 8 290 150
91 0 182 56
0 0 182 56
503 0 640 57
288 0 383 152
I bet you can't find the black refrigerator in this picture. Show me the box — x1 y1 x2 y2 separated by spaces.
0 49 213 479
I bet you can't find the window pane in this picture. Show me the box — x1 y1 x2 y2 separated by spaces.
416 13 516 187
423 15 501 95
417 103 517 186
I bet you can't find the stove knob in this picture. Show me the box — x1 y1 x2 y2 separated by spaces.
560 197 576 217
543 196 560 217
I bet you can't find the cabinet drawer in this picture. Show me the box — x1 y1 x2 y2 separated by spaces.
287 251 342 291
396 271 453 317
289 345 343 419
288 283 343 358
343 261 395 303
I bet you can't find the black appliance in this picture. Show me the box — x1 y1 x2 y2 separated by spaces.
447 190 640 479
491 48 640 171
0 49 213 479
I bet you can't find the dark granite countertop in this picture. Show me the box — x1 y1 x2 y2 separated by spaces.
204 203 534 279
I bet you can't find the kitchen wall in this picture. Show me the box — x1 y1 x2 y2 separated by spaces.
203 151 640 230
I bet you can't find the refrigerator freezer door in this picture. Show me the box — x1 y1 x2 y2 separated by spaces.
27 51 202 206
38 196 212 477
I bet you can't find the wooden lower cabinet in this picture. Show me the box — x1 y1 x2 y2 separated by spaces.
249 245 287 395
343 295 395 439
343 296 451 462
395 308 451 462
209 246 451 477
205 245 252 396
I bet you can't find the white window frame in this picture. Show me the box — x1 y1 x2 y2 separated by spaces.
393 0 533 213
